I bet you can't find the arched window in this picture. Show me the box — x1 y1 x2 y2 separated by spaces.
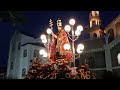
18 42 21 50
93 33 97 38
22 68 26 77
107 28 114 43
92 21 96 27
23 50 27 57
117 53 120 65
115 22 120 37
30 59 33 63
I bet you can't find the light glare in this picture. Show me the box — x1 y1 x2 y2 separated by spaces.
41 34 46 40
64 44 71 50
77 25 83 31
77 44 84 50
46 28 52 34
39 49 45 55
64 25 71 32
69 19 75 25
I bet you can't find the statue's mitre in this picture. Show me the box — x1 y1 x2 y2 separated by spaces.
57 18 62 27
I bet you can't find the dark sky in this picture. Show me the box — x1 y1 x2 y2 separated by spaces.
0 11 120 67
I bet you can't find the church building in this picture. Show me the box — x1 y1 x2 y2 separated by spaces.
78 11 120 79
6 11 120 79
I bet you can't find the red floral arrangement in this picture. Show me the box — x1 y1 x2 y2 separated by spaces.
26 58 96 79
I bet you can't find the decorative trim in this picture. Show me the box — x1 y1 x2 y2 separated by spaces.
105 15 120 30
112 66 120 69
90 68 106 71
21 43 45 47
83 48 104 54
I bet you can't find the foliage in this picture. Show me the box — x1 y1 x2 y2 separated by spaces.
0 11 26 27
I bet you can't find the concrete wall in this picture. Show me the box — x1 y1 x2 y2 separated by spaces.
93 70 105 79
7 31 22 79
7 31 47 79
81 38 105 50
79 51 106 68
18 44 47 79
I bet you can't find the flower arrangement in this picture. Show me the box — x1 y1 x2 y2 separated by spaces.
26 58 96 79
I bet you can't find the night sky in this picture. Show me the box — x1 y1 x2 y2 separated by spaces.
0 11 120 67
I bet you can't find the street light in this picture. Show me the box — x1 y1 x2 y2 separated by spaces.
39 49 45 55
46 28 52 60
39 49 48 58
64 18 84 67
64 44 71 51
64 25 71 33
69 19 75 25
77 44 84 50
40 20 53 61
41 34 46 40
77 25 83 31
46 28 52 35
117 53 120 64
43 52 48 57
77 44 84 54
42 39 47 44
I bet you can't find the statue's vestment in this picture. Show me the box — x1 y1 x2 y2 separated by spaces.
49 28 74 62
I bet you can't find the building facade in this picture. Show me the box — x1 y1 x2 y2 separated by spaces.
6 30 48 79
7 11 120 79
78 11 120 79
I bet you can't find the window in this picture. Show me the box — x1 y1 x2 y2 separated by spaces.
22 68 26 77
92 21 96 27
117 53 120 65
93 33 97 38
30 59 33 63
34 50 39 57
10 62 13 70
18 43 21 50
107 28 114 43
23 50 27 57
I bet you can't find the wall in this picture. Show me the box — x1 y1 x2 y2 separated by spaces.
7 31 22 79
79 51 106 68
19 44 47 79
81 38 105 50
111 42 120 67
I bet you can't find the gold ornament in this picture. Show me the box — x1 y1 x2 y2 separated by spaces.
57 18 62 27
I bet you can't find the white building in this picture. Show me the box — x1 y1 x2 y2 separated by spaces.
6 30 48 79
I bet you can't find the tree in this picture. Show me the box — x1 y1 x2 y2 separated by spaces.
0 11 26 29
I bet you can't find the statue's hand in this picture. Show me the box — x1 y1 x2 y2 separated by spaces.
52 32 57 39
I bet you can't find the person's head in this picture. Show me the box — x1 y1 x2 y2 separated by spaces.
57 18 62 31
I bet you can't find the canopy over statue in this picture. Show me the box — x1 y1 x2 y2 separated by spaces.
49 19 74 62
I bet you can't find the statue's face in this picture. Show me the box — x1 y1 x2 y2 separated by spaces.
58 27 62 31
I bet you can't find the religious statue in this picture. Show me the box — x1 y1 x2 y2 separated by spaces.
49 19 74 62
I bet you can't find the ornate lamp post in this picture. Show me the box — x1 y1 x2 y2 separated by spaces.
40 19 53 60
64 18 84 67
